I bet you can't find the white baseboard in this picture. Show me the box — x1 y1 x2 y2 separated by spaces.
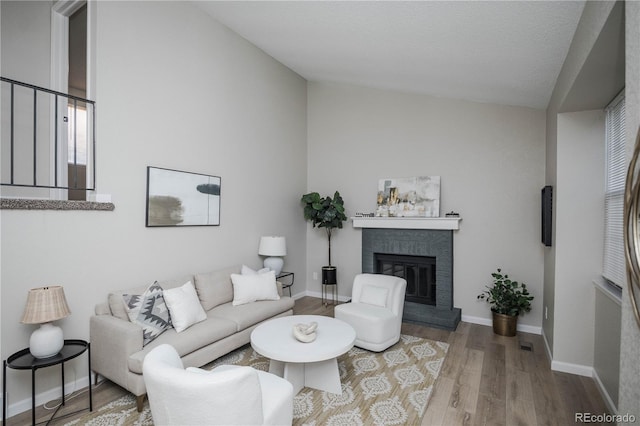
290 290 349 302
541 328 614 410
291 290 307 300
550 359 594 377
304 290 350 303
3 371 93 419
541 328 553 363
461 314 542 335
538 329 593 377
592 368 618 414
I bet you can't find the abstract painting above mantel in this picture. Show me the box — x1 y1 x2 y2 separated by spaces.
146 166 220 227
376 176 440 218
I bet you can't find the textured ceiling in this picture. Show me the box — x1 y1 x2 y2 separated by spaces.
197 1 586 110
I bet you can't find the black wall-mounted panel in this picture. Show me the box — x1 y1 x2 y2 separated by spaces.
542 185 553 247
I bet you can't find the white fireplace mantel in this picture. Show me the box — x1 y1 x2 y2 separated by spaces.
351 216 461 230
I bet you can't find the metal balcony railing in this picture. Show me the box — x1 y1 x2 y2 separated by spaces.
1 76 96 192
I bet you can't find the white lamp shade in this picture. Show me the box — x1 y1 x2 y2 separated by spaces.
21 286 71 324
258 236 287 256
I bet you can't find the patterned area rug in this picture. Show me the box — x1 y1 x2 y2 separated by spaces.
65 334 448 426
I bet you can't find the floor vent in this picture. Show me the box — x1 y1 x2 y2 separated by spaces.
519 341 533 352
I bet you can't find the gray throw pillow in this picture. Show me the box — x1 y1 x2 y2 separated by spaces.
123 281 172 346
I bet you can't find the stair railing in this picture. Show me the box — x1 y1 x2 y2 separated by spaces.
1 76 96 192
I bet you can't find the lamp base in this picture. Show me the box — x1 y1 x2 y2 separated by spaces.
29 323 64 358
263 257 284 275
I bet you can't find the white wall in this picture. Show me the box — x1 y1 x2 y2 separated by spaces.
553 110 604 369
0 1 51 87
594 286 621 411
306 82 546 328
0 0 53 198
544 0 618 373
0 0 307 414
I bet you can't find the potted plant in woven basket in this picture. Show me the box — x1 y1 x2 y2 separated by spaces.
477 268 533 336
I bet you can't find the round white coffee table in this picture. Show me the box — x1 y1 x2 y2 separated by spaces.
250 315 356 395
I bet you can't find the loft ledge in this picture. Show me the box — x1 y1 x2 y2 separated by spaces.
1 198 115 211
351 216 461 230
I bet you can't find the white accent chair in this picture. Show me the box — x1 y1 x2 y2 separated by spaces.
142 344 293 425
334 273 407 352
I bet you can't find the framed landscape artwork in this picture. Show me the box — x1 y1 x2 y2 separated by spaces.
376 176 440 218
146 166 221 227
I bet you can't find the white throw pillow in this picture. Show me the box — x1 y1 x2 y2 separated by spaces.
241 264 271 275
360 285 389 308
163 281 207 332
231 271 280 306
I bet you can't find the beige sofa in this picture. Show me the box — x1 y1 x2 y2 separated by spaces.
90 265 295 411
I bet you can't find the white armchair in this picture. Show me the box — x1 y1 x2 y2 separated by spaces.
334 273 407 352
142 344 293 425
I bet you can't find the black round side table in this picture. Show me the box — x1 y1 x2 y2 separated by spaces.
276 271 294 297
3 339 92 425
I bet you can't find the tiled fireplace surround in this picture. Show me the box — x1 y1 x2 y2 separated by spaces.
362 227 461 330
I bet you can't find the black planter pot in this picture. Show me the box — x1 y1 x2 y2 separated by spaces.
322 266 337 284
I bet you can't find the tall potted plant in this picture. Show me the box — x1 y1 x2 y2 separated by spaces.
301 191 347 284
477 268 533 336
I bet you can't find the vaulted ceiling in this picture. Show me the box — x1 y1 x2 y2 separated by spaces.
197 1 586 110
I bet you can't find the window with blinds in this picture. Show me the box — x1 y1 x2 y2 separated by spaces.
603 91 625 287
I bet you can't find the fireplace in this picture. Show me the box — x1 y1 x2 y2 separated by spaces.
375 253 436 306
362 228 461 330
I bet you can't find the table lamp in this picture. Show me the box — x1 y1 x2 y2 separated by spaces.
258 236 287 275
21 286 71 358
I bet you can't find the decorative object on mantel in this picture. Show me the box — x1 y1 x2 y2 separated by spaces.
445 211 459 217
21 286 71 358
477 268 533 336
301 191 347 285
292 321 318 343
258 236 287 275
376 176 440 218
354 212 375 217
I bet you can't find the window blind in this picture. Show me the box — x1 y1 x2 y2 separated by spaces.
604 92 626 287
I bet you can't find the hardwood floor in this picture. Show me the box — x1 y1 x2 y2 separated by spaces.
299 297 610 425
6 296 609 425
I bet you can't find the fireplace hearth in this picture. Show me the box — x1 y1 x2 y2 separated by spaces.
362 228 461 330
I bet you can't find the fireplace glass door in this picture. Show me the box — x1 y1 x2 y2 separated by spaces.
375 253 436 305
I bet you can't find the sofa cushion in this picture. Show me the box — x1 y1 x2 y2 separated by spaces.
128 315 237 374
208 297 295 332
108 274 195 321
360 285 389 308
123 281 172 346
230 271 280 306
194 265 240 311
334 302 397 346
163 281 207 333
